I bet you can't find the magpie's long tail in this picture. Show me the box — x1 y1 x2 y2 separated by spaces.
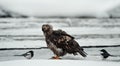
14 55 23 56
110 55 120 57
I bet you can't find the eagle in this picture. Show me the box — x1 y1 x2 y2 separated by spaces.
42 24 87 59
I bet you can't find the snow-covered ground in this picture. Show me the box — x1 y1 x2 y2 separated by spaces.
0 60 120 66
0 47 120 61
0 18 120 48
0 18 120 65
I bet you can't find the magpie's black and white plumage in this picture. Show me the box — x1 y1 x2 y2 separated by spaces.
42 24 87 59
100 49 111 59
100 49 120 59
14 51 34 59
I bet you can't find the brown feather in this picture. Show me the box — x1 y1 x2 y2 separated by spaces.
42 24 87 57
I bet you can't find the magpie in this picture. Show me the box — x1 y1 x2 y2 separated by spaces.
100 49 119 59
14 50 34 59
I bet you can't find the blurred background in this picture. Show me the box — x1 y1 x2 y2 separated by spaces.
0 0 120 61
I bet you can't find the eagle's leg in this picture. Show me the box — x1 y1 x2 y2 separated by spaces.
47 43 63 59
51 55 61 59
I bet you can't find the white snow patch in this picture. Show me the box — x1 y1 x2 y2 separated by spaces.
0 60 120 66
1 27 120 35
0 41 46 48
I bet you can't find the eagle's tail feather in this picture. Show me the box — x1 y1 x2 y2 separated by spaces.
78 49 87 57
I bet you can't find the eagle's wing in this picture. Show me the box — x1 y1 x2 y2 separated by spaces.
50 29 74 50
67 40 87 57
53 29 74 39
52 29 87 57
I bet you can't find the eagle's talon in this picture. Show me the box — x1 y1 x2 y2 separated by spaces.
51 56 61 59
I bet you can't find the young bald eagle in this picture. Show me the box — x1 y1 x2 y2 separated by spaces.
42 24 87 59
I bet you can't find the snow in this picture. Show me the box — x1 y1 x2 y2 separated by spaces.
1 27 120 35
0 18 120 64
1 27 120 48
0 38 120 48
0 0 120 17
0 0 120 65
0 60 120 66
0 18 120 48
0 41 46 48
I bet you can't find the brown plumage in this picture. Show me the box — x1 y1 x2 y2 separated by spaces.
42 24 87 59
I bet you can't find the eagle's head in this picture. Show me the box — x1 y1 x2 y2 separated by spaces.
42 24 53 34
